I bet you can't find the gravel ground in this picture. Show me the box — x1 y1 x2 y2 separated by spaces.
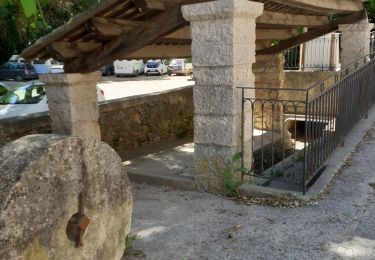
127 127 375 260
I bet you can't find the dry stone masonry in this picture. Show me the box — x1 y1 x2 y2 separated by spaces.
0 135 132 260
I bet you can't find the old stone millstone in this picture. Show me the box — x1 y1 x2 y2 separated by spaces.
0 134 132 260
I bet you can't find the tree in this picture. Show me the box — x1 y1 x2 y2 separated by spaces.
0 0 97 63
365 0 375 23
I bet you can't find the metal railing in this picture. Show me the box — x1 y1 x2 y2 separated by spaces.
284 33 340 71
241 52 375 194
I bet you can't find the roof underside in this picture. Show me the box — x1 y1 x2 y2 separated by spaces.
21 0 366 73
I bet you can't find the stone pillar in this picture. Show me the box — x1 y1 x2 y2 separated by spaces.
339 20 374 67
182 0 263 193
40 72 101 140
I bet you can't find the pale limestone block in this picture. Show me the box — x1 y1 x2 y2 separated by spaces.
193 64 255 86
192 43 256 67
40 72 101 140
194 114 241 147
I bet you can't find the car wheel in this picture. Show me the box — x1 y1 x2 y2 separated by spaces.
15 75 22 81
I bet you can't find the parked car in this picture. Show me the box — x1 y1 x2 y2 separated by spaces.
144 59 167 76
114 60 145 77
49 64 65 74
168 59 193 76
32 60 52 74
8 55 25 63
0 81 105 120
0 62 38 81
99 65 115 76
0 82 8 97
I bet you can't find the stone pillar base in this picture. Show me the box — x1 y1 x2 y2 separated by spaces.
40 72 102 140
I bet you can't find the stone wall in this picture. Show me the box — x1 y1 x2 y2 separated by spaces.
100 86 194 159
283 71 336 115
253 54 285 131
0 86 194 159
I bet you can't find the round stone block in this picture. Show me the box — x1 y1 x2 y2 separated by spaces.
0 134 132 260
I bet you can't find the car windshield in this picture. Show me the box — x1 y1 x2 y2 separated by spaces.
0 85 45 105
146 61 159 68
170 60 182 66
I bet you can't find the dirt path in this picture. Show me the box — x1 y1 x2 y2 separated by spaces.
127 127 375 260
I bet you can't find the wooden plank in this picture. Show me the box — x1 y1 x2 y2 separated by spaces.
92 19 123 37
257 29 300 40
21 0 122 60
124 45 191 59
271 0 363 13
49 42 102 58
257 11 328 28
130 0 165 11
256 10 366 55
64 4 188 72
94 17 152 29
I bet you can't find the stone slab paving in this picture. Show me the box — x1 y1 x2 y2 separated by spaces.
124 130 279 190
127 125 375 260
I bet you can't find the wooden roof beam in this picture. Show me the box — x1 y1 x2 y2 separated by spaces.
92 17 154 37
256 10 366 55
21 0 122 60
257 29 300 40
48 42 102 58
257 11 328 28
64 4 188 73
130 0 166 12
124 44 191 59
271 0 364 14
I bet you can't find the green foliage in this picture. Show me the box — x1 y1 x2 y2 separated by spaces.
20 0 36 17
125 233 137 251
365 0 375 23
0 0 98 63
223 152 249 197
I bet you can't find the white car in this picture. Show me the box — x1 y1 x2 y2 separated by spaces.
0 81 105 120
114 60 145 77
144 60 168 76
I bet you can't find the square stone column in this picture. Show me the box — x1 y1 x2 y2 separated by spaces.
339 20 374 67
40 72 102 140
182 0 263 193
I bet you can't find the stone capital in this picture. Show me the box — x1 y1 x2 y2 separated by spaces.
40 71 102 86
339 23 374 32
182 0 264 22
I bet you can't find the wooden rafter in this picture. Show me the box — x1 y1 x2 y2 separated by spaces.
268 0 363 14
256 10 366 55
257 11 328 28
64 4 188 73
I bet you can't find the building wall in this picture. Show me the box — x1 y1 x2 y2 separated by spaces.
0 86 194 159
284 71 335 101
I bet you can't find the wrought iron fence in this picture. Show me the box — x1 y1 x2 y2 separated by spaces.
241 52 375 194
284 33 340 71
